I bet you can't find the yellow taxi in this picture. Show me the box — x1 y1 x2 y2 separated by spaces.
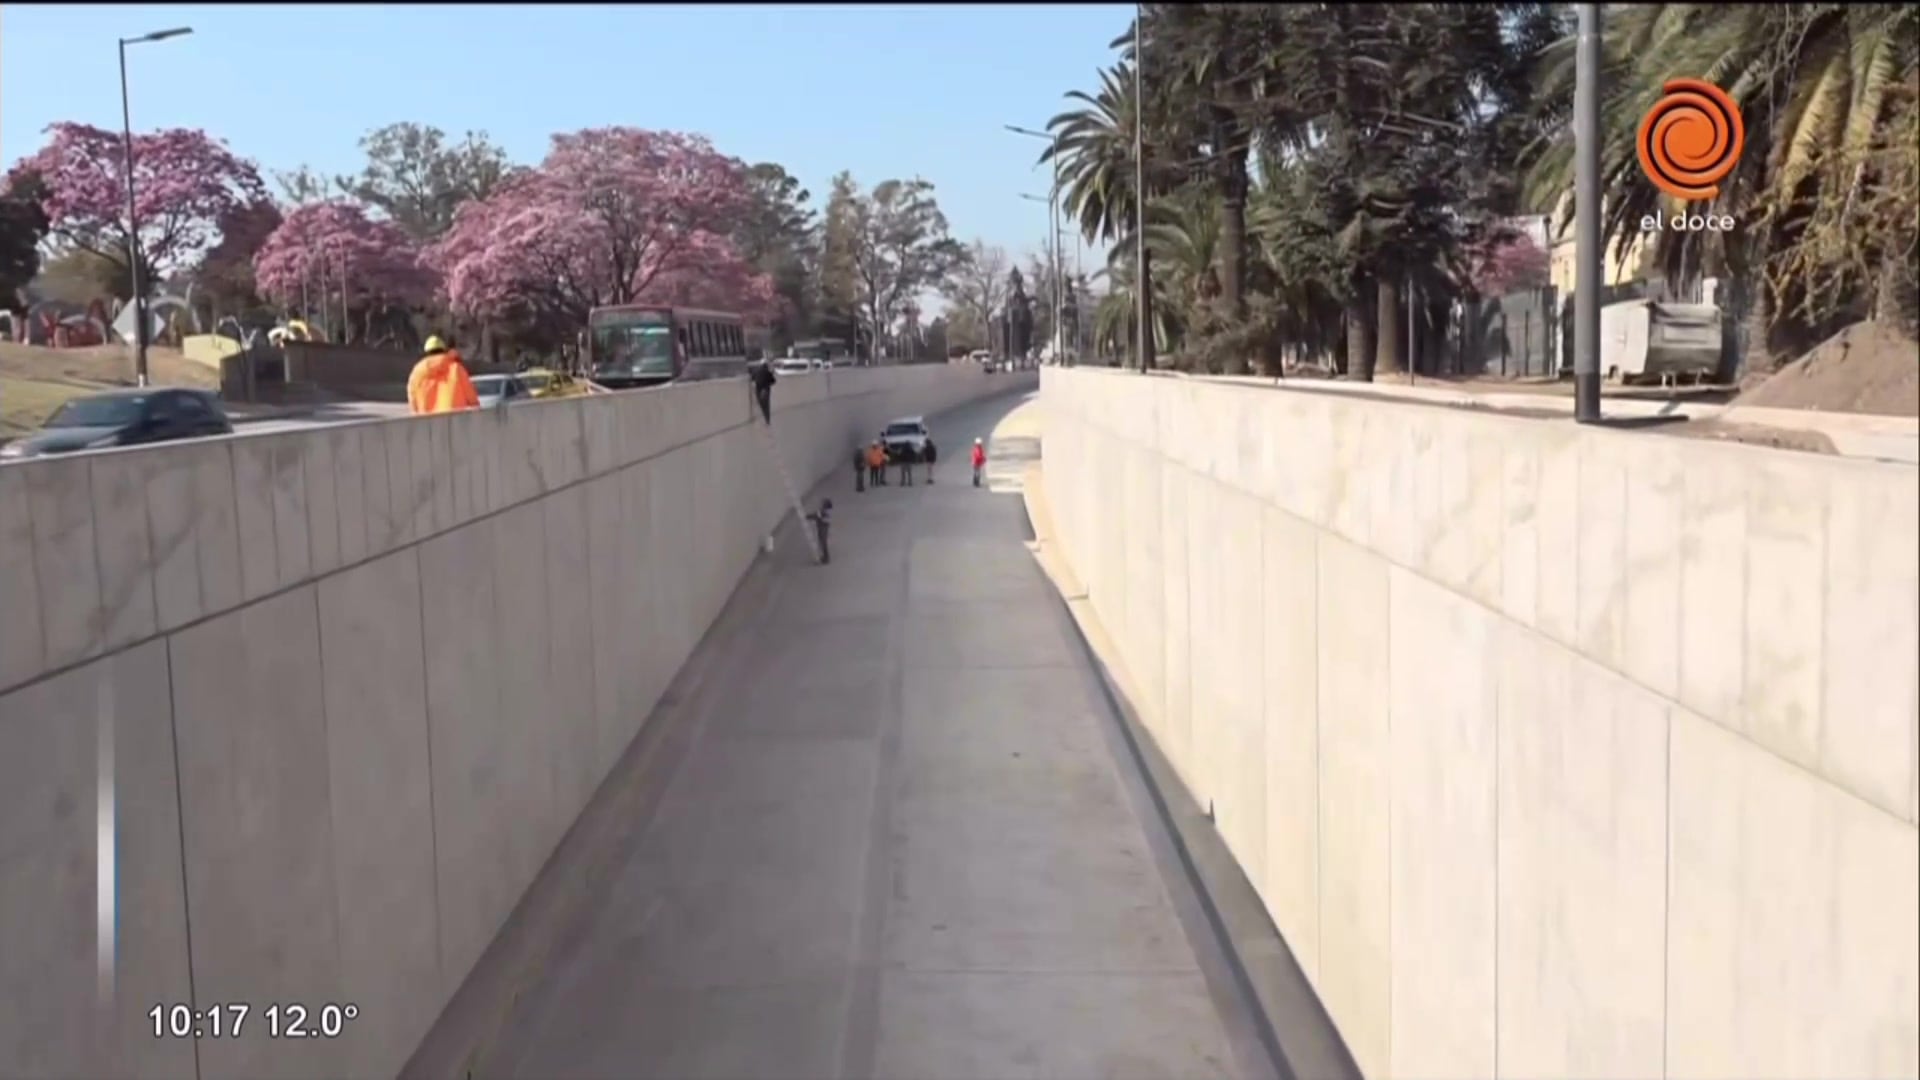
517 367 592 399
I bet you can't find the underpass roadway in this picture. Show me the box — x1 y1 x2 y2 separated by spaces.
403 389 1301 1080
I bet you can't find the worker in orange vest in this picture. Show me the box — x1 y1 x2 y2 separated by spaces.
970 437 987 486
407 335 481 415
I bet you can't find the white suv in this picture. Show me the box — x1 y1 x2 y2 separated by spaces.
880 416 931 458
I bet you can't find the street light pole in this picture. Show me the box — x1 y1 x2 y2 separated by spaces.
117 39 145 386
1018 191 1052 365
117 26 193 388
1133 3 1154 373
1573 4 1603 423
1048 137 1064 366
1005 123 1069 367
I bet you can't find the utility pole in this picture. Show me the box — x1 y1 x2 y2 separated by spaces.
1573 3 1603 422
1133 2 1154 373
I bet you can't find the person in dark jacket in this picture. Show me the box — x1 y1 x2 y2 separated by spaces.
923 437 938 484
896 442 918 486
806 499 833 563
750 361 776 423
852 443 866 492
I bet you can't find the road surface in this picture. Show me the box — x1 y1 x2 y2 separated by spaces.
427 389 1282 1080
230 400 411 435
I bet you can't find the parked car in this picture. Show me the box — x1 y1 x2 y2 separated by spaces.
472 373 535 408
772 357 815 376
0 387 233 461
880 415 931 458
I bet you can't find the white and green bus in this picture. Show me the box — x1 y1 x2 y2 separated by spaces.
587 305 769 389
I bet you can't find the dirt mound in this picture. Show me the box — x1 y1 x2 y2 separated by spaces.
1734 320 1919 417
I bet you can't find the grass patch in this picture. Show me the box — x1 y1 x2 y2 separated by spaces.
0 376 92 436
0 341 221 438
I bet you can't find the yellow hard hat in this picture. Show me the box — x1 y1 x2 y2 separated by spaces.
423 335 446 354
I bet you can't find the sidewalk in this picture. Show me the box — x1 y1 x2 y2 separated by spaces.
1166 369 1920 464
452 390 1277 1080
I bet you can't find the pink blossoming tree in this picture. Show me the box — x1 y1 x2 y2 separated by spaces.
8 122 268 284
430 127 776 327
252 200 439 306
1467 230 1552 298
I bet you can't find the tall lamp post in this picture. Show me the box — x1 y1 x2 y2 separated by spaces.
118 26 194 387
1573 4 1602 422
1005 124 1064 366
1018 191 1058 367
1132 3 1153 373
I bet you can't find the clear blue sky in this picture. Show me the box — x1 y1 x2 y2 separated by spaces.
2 3 1125 293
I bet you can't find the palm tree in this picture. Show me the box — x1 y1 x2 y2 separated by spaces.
1144 4 1263 323
1247 162 1347 367
1093 247 1184 361
1144 188 1223 327
1044 63 1144 247
1524 3 1919 370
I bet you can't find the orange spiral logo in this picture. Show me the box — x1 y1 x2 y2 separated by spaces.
1637 79 1745 201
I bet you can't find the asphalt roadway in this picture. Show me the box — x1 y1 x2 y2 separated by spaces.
229 399 412 435
428 389 1283 1080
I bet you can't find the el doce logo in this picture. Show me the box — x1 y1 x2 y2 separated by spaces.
1636 78 1745 232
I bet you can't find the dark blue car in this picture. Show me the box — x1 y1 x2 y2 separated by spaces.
0 387 233 462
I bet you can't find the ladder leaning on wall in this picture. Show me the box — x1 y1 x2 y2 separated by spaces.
754 415 822 564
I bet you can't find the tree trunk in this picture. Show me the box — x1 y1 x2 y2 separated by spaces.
1738 279 1774 380
1214 105 1250 377
1424 292 1451 376
1876 252 1920 338
1375 276 1405 376
1345 279 1377 381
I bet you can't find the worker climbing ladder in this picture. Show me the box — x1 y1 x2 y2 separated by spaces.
756 419 823 564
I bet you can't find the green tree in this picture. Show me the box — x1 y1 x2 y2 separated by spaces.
273 165 332 207
34 249 147 304
1044 63 1148 246
818 171 863 336
1141 4 1262 329
940 239 1012 348
925 314 952 360
735 163 820 351
0 170 50 307
336 122 515 240
1525 3 1920 371
842 177 966 361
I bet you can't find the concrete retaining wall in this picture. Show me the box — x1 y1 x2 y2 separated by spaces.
0 365 1031 1080
1039 367 1918 1080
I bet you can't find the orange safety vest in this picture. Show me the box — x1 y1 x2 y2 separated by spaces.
407 349 481 415
866 445 886 469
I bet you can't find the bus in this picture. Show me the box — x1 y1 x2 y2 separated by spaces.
586 305 768 389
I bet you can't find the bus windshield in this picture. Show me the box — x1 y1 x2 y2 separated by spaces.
591 312 675 375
